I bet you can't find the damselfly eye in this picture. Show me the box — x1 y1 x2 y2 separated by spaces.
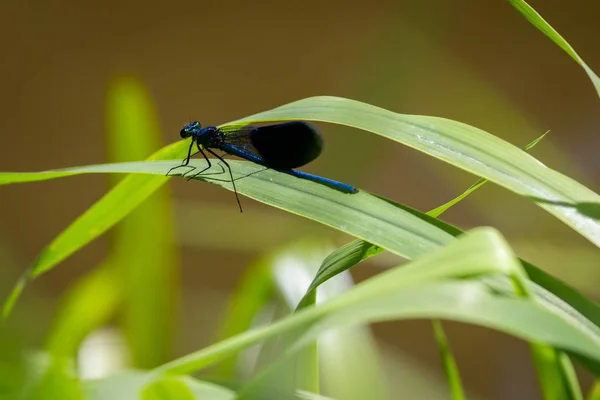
180 121 201 138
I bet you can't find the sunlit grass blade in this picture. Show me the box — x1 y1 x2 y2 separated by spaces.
295 240 382 312
429 130 550 217
559 353 583 400
431 320 464 400
232 96 600 248
0 159 456 263
481 271 600 382
507 0 600 98
149 228 600 378
531 345 582 400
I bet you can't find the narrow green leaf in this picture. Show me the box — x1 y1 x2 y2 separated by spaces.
524 130 551 151
530 345 581 400
0 159 456 264
507 0 600 98
232 96 600 248
428 130 550 217
149 228 600 378
295 240 382 311
558 352 583 400
431 320 465 400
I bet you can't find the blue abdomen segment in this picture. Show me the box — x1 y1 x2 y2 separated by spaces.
220 143 358 194
285 169 358 194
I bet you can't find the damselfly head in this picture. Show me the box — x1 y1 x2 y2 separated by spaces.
180 121 202 138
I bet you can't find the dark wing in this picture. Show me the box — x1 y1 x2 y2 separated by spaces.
248 121 324 169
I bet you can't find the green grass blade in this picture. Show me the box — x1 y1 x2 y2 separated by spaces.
531 345 582 400
507 0 600 98
429 130 550 217
232 96 600 248
558 352 584 400
150 228 600 378
0 159 456 260
432 320 465 400
295 240 382 311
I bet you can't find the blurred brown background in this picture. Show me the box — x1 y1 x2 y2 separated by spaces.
1 0 599 399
